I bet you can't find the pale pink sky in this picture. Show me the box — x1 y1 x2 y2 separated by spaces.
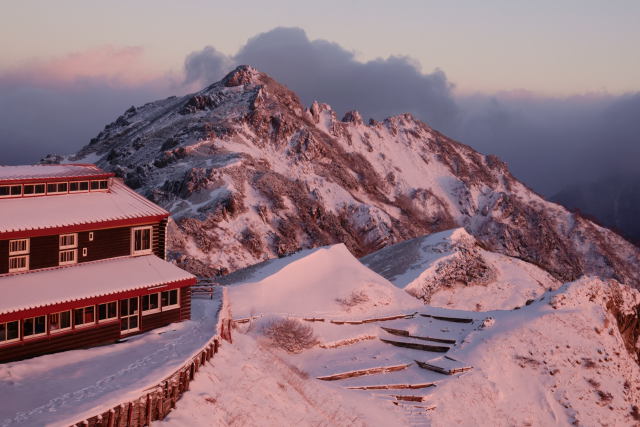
1 0 638 95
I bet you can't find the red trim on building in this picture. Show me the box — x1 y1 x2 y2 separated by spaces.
0 214 169 240
0 173 115 186
0 277 195 323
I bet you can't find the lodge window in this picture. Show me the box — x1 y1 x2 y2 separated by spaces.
9 255 29 273
47 182 68 194
9 239 29 255
0 320 20 344
59 233 77 249
9 238 30 273
141 293 160 314
49 311 71 333
59 249 77 265
119 297 139 333
23 315 46 338
0 185 23 197
59 233 78 266
74 306 95 327
88 232 94 241
161 289 180 309
131 226 153 255
69 181 89 193
23 183 46 196
98 301 117 322
90 180 108 191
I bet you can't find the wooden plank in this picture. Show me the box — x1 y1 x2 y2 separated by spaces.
380 338 450 353
380 326 456 345
415 359 473 375
347 382 436 390
420 314 473 323
317 363 411 381
393 395 428 402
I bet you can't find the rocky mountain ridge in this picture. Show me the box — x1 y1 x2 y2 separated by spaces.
60 65 640 289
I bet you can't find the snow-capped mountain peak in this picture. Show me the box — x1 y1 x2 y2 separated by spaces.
63 67 640 289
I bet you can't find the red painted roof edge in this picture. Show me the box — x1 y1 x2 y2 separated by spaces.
0 173 115 186
0 213 169 240
0 277 196 322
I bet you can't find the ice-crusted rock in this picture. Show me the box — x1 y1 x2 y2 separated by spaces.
63 66 640 289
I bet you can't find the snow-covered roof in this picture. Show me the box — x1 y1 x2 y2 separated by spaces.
0 179 168 237
0 255 195 316
0 164 113 184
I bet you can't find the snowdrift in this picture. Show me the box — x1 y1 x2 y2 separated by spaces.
226 243 421 319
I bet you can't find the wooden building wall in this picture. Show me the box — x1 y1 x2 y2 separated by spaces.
180 287 192 321
0 321 120 364
0 222 166 274
0 285 191 363
0 240 7 275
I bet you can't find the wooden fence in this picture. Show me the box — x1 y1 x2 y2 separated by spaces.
71 288 232 427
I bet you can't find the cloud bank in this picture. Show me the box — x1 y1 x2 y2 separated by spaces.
1 28 638 196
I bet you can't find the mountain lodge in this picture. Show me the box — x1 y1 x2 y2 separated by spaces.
0 164 196 363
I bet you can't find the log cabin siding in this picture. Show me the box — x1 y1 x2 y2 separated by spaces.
140 308 181 333
0 240 7 274
180 287 192 321
0 222 166 274
0 321 120 363
78 226 131 263
29 235 59 270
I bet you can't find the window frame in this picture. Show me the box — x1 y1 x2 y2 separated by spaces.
59 233 77 250
0 185 11 198
131 226 153 256
73 305 96 328
141 293 161 315
59 249 77 266
119 297 140 334
161 289 180 310
98 301 118 323
47 182 68 195
69 181 90 193
23 183 46 197
9 255 29 273
0 320 20 344
23 315 47 339
48 310 72 334
9 238 29 255
90 180 109 191
88 232 94 241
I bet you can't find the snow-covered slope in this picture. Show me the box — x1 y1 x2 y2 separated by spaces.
60 65 640 290
225 243 420 319
361 228 561 310
213 246 640 426
431 277 640 426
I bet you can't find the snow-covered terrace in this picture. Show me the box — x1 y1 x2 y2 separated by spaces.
0 180 168 238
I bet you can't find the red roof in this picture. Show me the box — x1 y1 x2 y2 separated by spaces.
0 178 169 239
0 255 196 321
0 164 114 185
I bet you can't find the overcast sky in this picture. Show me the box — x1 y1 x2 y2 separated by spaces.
0 1 638 195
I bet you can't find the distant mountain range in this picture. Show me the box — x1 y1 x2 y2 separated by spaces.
51 65 640 289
